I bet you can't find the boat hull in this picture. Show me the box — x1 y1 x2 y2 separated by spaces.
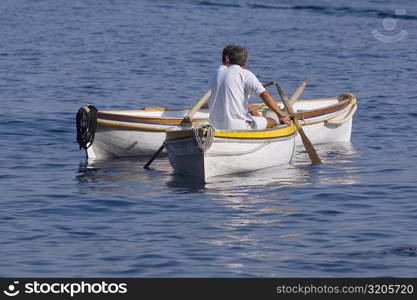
296 118 352 145
165 124 297 180
86 127 167 159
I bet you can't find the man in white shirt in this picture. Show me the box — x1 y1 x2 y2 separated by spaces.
208 45 290 130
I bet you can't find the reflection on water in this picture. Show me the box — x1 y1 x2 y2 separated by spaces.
206 164 311 188
291 142 362 186
165 175 207 193
181 143 360 193
293 142 360 165
77 155 172 183
315 143 362 186
75 156 174 196
76 143 361 196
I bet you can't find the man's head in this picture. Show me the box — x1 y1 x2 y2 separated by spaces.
222 44 248 67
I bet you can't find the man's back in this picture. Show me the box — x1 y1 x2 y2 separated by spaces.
208 65 265 130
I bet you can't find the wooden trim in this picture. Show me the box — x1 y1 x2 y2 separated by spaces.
295 99 352 119
97 119 174 132
98 112 205 125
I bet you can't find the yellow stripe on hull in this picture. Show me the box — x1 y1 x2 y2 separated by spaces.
166 123 297 140
214 123 296 139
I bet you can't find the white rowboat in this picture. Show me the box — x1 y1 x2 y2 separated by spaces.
77 93 356 160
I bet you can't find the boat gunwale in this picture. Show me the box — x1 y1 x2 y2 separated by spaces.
165 133 296 144
97 98 354 124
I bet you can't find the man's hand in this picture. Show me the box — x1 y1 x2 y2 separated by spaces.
260 91 291 125
278 113 290 125
249 108 262 117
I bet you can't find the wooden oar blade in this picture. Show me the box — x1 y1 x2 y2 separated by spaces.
275 82 322 165
296 123 322 165
289 78 308 105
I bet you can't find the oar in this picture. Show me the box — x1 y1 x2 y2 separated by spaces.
262 81 275 88
289 79 308 105
143 90 212 169
275 82 322 165
179 90 212 126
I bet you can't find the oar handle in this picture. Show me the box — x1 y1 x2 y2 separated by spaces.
276 83 296 115
181 90 212 124
262 81 276 88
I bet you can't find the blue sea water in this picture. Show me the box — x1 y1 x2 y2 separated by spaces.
1 0 417 277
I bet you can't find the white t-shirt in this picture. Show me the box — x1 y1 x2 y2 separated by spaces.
208 64 266 130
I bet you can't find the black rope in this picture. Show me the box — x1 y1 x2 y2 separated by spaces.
76 105 98 150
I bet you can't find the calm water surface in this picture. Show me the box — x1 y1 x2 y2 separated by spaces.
1 0 417 277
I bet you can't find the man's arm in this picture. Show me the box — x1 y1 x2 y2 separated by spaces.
260 91 290 124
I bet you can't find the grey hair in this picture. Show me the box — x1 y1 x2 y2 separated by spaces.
222 44 248 66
